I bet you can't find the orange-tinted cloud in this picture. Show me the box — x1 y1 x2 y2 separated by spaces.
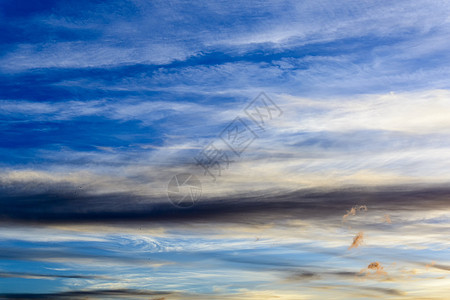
360 261 388 276
343 205 368 222
348 231 364 249
426 261 436 270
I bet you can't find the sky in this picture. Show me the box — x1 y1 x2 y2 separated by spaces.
0 0 449 299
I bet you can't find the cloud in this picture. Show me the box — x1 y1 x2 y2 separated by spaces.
0 271 110 280
348 232 364 249
1 1 450 299
4 89 450 201
343 205 367 222
0 245 171 268
0 289 173 300
359 261 388 277
1 178 449 226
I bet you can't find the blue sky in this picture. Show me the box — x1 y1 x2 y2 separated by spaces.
1 0 450 299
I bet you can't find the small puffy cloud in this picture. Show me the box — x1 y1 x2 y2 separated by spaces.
348 231 364 250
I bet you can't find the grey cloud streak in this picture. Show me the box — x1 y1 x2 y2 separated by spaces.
1 179 449 225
